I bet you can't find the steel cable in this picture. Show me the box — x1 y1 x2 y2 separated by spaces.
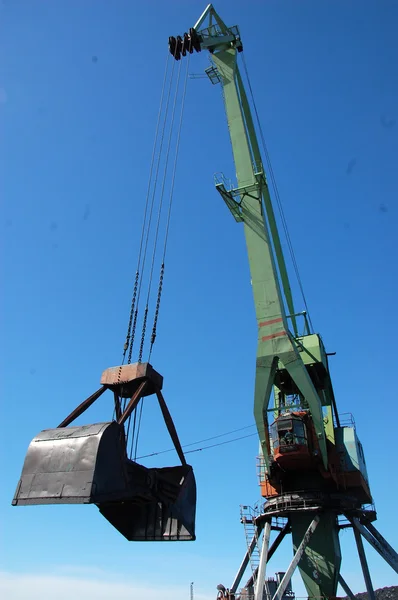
138 56 184 362
148 48 192 362
122 51 172 365
134 49 192 458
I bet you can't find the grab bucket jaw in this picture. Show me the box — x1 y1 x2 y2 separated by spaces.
99 464 196 541
12 422 130 505
12 363 197 541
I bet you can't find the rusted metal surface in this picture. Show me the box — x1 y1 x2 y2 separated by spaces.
155 388 186 466
101 362 163 397
363 520 398 570
113 391 122 421
350 516 398 574
117 380 148 426
58 386 107 428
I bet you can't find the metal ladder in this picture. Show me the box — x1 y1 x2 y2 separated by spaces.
240 504 261 582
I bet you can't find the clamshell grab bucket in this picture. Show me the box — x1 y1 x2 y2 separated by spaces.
12 363 197 541
12 421 196 540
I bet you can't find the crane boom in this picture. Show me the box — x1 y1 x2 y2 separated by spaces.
198 7 330 471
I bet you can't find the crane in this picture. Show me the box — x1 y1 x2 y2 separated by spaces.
11 4 398 599
167 4 398 599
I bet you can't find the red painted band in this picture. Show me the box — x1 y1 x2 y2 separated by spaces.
261 331 287 342
259 317 283 328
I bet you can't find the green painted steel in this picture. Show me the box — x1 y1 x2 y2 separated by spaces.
291 512 342 598
212 47 328 471
235 69 299 338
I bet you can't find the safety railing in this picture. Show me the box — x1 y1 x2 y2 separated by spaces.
214 172 234 191
338 412 356 428
199 23 241 40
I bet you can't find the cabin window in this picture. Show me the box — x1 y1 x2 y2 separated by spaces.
292 419 307 446
270 422 279 450
277 419 292 431
270 417 308 450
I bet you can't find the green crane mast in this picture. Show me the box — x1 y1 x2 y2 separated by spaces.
169 5 398 599
191 6 338 596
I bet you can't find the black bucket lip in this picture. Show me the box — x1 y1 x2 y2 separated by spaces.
32 421 115 442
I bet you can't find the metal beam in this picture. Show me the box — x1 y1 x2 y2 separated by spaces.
338 574 356 600
254 520 271 600
194 3 228 34
360 519 398 573
230 523 264 594
353 524 376 600
58 385 107 428
245 522 291 588
272 515 320 600
194 3 212 30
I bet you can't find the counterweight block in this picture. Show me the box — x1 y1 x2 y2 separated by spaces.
12 363 196 541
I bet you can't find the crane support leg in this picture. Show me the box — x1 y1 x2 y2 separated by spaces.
245 522 291 589
272 516 320 600
349 517 398 573
338 575 357 600
353 524 376 600
254 519 271 600
290 512 341 599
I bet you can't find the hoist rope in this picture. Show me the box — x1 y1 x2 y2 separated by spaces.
133 55 177 363
133 48 192 459
122 51 173 365
148 46 192 362
241 54 314 333
120 41 192 459
138 56 184 363
117 51 177 447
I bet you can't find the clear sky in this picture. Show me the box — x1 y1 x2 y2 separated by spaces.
1 1 398 598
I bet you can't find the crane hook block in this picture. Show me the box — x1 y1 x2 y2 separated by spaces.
11 363 197 542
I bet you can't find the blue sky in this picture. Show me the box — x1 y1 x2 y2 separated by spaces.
1 0 397 597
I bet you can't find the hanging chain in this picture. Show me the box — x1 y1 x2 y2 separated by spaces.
123 270 140 363
138 306 149 363
128 308 139 364
124 44 189 367
120 51 172 368
147 50 191 362
148 262 165 359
